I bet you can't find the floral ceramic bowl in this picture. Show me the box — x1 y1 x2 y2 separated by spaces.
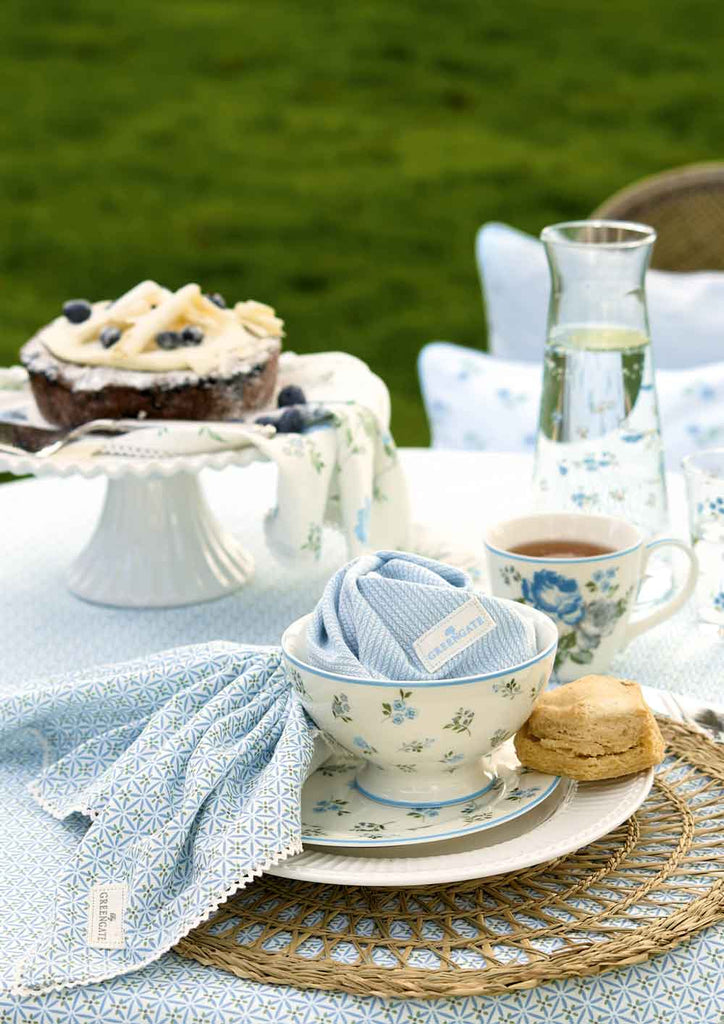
281 604 558 808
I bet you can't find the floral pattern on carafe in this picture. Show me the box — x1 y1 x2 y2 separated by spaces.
533 220 668 539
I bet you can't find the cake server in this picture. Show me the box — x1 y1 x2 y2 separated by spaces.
0 418 146 457
0 418 276 459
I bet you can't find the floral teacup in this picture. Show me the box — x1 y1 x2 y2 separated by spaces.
485 513 698 682
281 605 557 807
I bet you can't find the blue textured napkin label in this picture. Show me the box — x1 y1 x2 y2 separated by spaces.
87 882 127 949
412 596 497 673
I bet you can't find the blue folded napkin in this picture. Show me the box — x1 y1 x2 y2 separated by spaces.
0 642 315 995
307 550 538 680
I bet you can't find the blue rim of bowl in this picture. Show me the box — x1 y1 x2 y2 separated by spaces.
354 775 495 809
281 612 558 688
483 538 641 564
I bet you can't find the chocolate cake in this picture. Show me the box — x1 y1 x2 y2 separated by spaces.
20 281 283 428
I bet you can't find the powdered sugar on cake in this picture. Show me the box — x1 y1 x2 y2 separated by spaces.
21 335 280 393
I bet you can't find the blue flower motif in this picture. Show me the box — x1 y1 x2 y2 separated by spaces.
382 689 418 725
521 570 585 625
354 498 372 544
353 736 377 755
506 786 539 802
591 567 617 594
713 592 724 611
407 806 441 819
313 798 350 816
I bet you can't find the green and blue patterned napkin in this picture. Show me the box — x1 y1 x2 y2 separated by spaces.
0 642 316 994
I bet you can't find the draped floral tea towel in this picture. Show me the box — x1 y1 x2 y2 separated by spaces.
0 642 316 994
0 352 410 563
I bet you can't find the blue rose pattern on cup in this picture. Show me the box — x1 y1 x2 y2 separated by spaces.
521 570 585 626
503 564 633 672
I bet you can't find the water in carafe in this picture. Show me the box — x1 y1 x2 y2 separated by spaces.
533 222 668 539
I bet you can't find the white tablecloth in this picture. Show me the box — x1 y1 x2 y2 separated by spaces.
0 449 722 1023
0 450 717 703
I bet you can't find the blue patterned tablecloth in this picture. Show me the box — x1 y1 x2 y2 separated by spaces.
1 450 722 1023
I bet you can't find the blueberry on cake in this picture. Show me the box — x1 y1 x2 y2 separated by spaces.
20 281 284 427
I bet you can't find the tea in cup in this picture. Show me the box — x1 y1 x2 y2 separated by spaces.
485 513 697 682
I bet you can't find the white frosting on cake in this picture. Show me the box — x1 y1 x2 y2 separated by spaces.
38 281 284 377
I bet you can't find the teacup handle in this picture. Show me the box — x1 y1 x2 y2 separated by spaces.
623 538 698 646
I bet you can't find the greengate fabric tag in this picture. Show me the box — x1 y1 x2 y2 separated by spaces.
412 596 498 674
87 882 127 949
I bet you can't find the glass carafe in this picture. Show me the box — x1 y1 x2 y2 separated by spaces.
532 220 668 539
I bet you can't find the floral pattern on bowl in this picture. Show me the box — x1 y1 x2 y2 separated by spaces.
282 607 558 808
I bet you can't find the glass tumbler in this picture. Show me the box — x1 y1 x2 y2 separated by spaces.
683 449 724 626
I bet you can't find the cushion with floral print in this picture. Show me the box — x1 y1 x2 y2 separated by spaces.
476 221 724 370
418 341 724 469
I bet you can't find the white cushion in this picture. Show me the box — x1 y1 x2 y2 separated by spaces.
418 342 724 469
476 222 724 369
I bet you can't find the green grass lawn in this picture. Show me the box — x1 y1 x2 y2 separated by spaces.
2 0 724 447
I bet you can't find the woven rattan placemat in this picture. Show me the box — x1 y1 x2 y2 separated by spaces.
176 719 724 998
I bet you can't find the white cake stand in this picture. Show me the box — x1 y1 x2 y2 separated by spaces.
0 351 389 608
0 442 267 608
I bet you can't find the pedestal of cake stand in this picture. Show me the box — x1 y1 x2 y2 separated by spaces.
67 472 254 608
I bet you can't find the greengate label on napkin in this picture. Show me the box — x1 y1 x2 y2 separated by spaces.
413 597 497 673
87 882 127 949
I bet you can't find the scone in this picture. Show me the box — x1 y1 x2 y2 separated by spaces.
514 674 665 780
21 281 283 427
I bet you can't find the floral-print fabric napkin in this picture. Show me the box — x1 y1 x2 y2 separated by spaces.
0 643 317 994
0 352 410 562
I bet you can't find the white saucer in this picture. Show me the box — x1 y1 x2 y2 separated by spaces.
275 766 653 886
300 742 561 848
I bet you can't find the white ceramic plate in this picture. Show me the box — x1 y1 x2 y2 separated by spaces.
271 767 654 886
300 750 561 848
